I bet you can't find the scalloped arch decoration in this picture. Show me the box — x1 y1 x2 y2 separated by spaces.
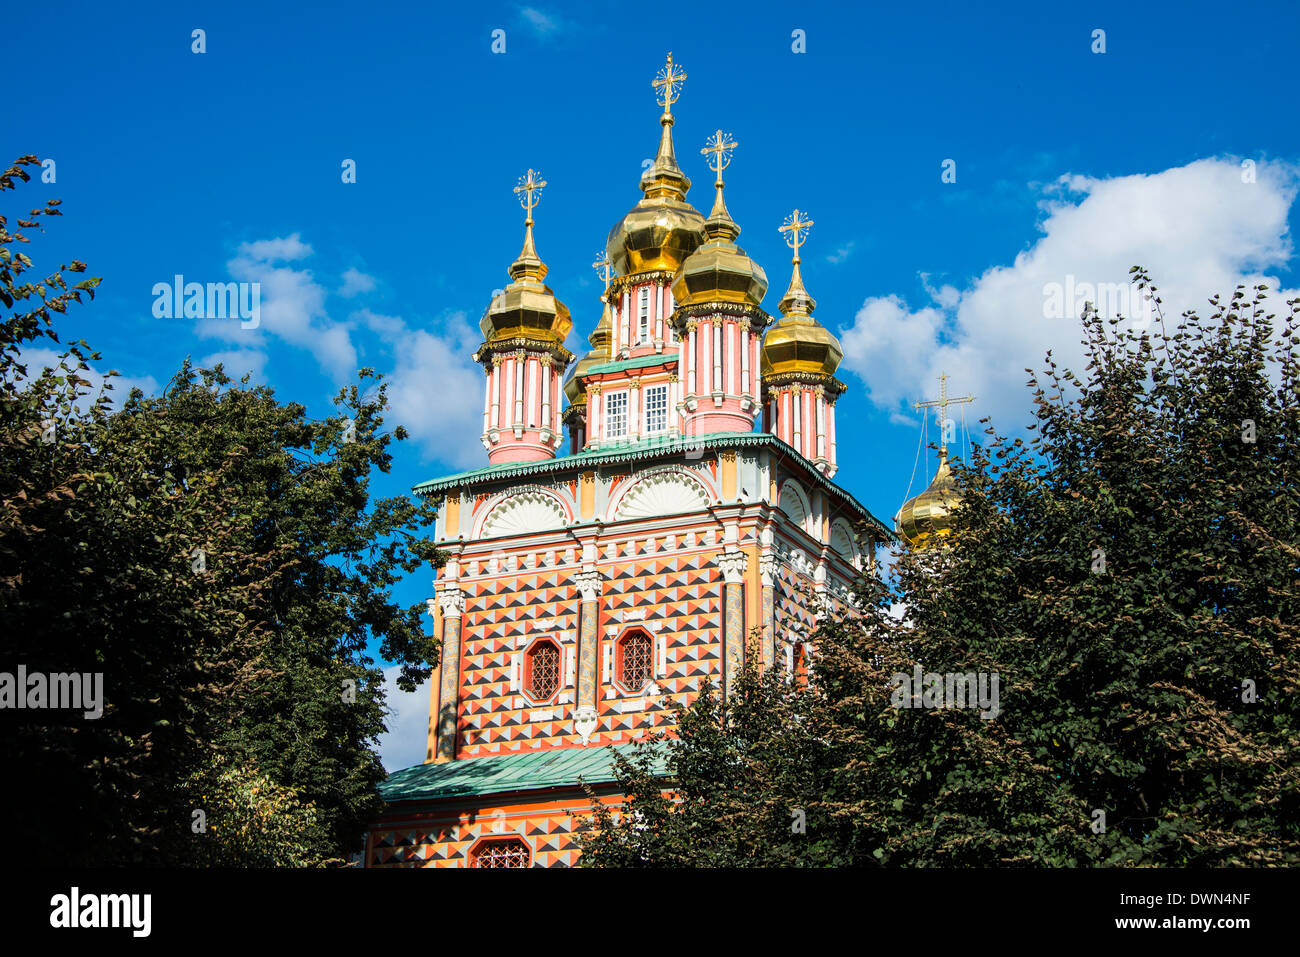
480 489 569 538
613 469 711 521
830 518 857 563
778 480 812 533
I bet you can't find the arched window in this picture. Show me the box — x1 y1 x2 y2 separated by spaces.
618 630 654 693
471 838 530 868
526 639 560 701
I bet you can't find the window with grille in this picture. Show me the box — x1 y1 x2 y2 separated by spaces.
605 391 628 438
638 288 649 342
644 384 669 434
619 631 653 692
471 838 530 868
527 640 560 700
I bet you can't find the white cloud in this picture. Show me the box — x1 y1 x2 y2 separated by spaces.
199 234 358 383
357 307 488 470
199 348 268 383
519 6 562 36
237 233 312 262
339 267 376 298
826 241 855 264
839 157 1300 436
376 665 431 773
16 346 158 411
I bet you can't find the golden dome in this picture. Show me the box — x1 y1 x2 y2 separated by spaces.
896 450 962 548
479 171 572 350
605 54 707 277
670 132 768 310
761 211 842 378
563 301 612 407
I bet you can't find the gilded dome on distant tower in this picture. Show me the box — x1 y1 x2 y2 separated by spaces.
895 374 976 549
605 53 707 277
479 169 573 351
564 254 616 408
761 210 843 378
895 449 962 549
670 130 769 310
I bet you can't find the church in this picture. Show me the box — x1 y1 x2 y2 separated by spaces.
365 54 959 868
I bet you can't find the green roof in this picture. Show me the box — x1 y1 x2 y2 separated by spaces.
378 743 670 803
412 431 893 536
582 353 677 377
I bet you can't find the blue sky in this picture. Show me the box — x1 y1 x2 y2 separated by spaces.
8 0 1299 768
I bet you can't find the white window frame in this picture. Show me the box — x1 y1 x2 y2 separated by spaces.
638 288 649 343
604 390 629 439
644 383 669 435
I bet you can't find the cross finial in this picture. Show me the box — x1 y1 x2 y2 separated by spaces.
780 209 814 259
593 251 615 292
914 371 975 454
653 52 687 113
701 130 738 183
514 168 546 222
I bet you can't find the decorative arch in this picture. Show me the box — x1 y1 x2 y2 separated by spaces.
778 479 813 535
609 467 712 522
829 518 858 565
477 486 571 539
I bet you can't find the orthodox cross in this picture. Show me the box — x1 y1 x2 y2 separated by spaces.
514 168 546 222
701 130 738 183
914 371 974 453
653 52 687 112
780 209 814 257
592 251 615 293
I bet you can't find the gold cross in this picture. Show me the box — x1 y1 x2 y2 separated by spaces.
653 52 687 112
514 168 546 219
701 130 738 179
914 371 974 441
593 251 615 292
780 209 814 256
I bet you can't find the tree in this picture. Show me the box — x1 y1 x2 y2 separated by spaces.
0 156 442 865
583 275 1300 866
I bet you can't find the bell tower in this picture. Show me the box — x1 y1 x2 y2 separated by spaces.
761 210 846 476
476 169 574 464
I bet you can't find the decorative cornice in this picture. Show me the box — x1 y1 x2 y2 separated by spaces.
412 432 894 540
762 371 847 396
670 301 772 328
474 338 574 368
607 271 675 297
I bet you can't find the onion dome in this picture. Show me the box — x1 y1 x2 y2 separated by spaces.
478 169 572 351
605 53 707 277
895 449 962 549
670 131 768 309
761 210 843 378
563 299 613 407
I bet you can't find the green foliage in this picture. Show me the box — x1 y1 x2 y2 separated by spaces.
185 755 330 867
584 275 1300 867
0 156 442 865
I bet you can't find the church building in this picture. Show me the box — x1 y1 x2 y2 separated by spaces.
366 54 894 868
